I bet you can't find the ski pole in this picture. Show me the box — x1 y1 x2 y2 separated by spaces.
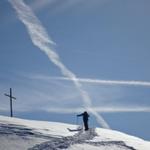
76 115 78 125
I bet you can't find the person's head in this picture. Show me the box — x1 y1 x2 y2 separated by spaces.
84 111 87 114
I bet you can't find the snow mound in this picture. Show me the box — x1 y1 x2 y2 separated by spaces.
0 115 150 150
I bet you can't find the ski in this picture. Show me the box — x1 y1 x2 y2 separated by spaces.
67 128 82 132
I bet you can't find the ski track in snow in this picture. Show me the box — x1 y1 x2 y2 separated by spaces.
0 123 51 139
0 123 49 150
0 122 136 150
29 128 136 150
28 128 96 150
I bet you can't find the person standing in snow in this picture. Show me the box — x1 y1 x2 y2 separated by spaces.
77 111 89 131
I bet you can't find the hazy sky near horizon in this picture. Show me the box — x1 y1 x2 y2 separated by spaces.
0 0 150 139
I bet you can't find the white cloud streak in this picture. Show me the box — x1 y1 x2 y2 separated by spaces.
35 76 150 87
3 106 150 114
44 106 150 113
9 0 110 129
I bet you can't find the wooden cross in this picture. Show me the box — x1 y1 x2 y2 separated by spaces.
4 88 16 117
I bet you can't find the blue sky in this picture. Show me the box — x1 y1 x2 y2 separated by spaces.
0 0 150 140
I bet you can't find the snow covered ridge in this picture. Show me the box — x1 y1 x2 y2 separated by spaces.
0 115 150 150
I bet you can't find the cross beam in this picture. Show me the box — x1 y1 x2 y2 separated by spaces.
4 88 16 117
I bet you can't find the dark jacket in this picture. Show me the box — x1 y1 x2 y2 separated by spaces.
77 111 89 122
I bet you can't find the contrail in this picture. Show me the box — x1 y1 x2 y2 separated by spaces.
44 106 150 113
41 76 150 87
9 0 110 129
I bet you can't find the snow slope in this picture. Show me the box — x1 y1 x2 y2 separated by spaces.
0 115 149 150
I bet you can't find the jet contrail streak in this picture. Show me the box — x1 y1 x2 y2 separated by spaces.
45 107 150 113
9 0 110 129
42 76 150 87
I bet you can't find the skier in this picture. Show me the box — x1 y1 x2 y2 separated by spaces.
77 111 89 131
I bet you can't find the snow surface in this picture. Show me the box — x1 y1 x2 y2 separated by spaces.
0 115 150 150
